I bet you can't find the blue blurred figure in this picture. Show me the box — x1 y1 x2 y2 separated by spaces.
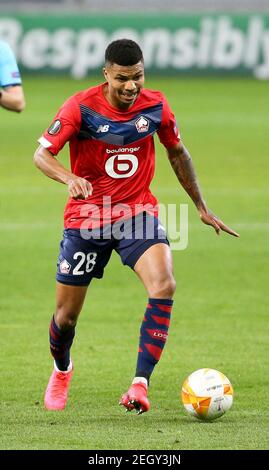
0 40 25 112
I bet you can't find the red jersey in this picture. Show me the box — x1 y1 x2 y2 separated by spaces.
38 83 180 229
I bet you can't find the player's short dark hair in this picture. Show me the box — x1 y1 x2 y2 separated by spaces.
105 39 143 66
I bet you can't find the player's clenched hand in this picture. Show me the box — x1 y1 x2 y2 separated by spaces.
199 207 239 237
67 177 93 200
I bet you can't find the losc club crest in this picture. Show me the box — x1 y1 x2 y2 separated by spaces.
135 116 149 133
59 259 71 274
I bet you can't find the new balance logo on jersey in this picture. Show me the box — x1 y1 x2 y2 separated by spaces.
135 116 149 133
97 125 110 133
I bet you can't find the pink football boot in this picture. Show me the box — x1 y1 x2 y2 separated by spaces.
44 362 73 410
120 382 150 415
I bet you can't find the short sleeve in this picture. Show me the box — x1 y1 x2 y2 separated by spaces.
157 95 180 149
38 96 81 155
0 41 22 87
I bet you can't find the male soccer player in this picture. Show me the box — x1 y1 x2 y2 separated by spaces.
0 40 25 112
34 39 238 414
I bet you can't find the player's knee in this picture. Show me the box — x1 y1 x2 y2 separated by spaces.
54 307 78 330
150 276 176 299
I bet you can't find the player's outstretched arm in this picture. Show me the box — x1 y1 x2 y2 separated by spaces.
34 145 93 200
0 85 25 112
167 142 239 237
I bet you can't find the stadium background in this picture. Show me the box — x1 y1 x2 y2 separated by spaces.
0 0 268 450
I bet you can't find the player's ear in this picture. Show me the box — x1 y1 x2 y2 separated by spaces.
103 67 108 81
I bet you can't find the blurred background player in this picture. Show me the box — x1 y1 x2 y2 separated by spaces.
34 39 238 414
0 40 25 113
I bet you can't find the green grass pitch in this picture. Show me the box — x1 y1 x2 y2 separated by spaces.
0 76 268 450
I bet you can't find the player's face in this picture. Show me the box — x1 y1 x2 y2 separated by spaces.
103 61 145 109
